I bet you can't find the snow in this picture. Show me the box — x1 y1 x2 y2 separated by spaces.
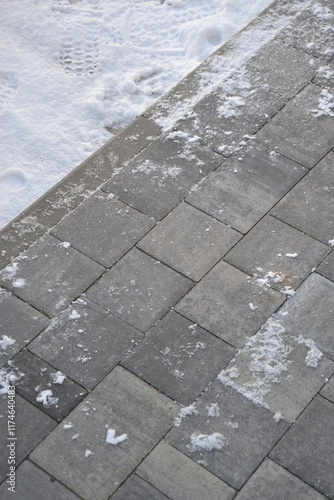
187 432 227 452
69 309 81 320
106 428 128 445
0 0 291 229
311 89 334 117
174 403 199 427
51 371 66 384
0 369 22 395
295 336 323 367
207 402 220 417
36 389 59 407
0 335 16 350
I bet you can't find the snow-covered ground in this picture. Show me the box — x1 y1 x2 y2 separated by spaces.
0 0 275 229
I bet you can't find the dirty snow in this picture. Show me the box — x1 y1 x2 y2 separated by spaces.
0 0 302 229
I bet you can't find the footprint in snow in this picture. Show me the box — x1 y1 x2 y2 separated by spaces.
0 72 19 115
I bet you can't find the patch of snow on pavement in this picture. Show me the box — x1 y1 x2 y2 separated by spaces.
106 428 128 445
0 0 308 229
187 432 227 451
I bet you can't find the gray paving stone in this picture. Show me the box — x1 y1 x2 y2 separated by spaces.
0 394 56 483
270 395 334 499
271 152 334 243
219 314 334 423
316 250 334 282
111 474 169 500
276 0 334 61
225 215 329 292
122 311 235 405
0 288 48 368
166 380 288 490
51 192 155 268
256 83 334 169
101 135 221 220
87 248 193 333
263 273 334 362
6 350 87 421
186 142 307 234
176 85 287 157
320 374 334 403
174 38 318 156
30 366 178 500
245 39 319 99
138 203 241 281
0 234 104 316
175 261 285 348
0 116 161 270
235 458 327 500
0 460 81 500
137 440 235 500
30 298 143 390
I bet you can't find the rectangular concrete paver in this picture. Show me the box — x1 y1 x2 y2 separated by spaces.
1 1 334 498
138 202 241 281
166 380 288 490
276 0 334 61
186 142 307 234
219 314 334 423
111 474 169 500
136 440 235 500
235 458 327 500
264 272 334 361
29 298 143 390
225 215 329 293
30 366 178 500
51 192 155 268
0 460 81 500
122 311 235 405
255 84 334 169
87 248 193 333
101 135 221 220
270 395 334 500
0 234 104 316
5 350 87 421
175 260 285 348
0 288 48 368
0 394 56 483
271 151 334 244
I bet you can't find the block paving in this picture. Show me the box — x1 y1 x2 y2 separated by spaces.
1 0 334 498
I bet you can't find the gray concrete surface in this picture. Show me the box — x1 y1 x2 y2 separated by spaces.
1 0 334 498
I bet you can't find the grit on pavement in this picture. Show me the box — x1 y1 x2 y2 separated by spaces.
1 0 334 498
